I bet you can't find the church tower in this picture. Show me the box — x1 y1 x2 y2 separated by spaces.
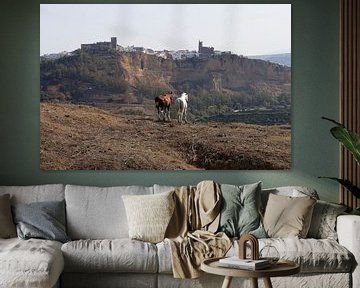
111 37 117 50
198 41 203 53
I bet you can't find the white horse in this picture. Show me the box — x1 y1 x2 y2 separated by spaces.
175 92 189 123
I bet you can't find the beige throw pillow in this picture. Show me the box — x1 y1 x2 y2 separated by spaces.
122 191 175 243
263 193 316 238
0 194 17 238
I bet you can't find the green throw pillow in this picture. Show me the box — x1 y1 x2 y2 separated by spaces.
218 182 266 238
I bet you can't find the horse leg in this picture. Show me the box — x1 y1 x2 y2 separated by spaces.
158 107 163 121
181 110 185 123
178 102 185 123
164 109 167 122
167 107 171 121
184 108 188 123
161 108 166 122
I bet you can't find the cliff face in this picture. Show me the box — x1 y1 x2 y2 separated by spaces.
115 51 291 94
117 52 175 89
40 50 291 121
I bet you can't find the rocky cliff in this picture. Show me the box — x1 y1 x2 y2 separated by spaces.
40 50 291 121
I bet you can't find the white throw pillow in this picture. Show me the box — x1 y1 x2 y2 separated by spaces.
122 191 175 243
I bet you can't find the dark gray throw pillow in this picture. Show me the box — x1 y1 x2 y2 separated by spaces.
218 182 266 239
12 200 70 243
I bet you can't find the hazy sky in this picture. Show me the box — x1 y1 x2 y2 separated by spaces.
40 4 291 56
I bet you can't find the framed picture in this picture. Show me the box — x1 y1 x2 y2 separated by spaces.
40 4 291 170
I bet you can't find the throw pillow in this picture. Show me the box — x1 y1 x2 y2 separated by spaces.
261 186 319 214
307 200 347 240
218 182 266 238
12 200 70 243
122 190 175 243
263 193 316 238
0 194 16 238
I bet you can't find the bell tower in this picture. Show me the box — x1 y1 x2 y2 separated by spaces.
111 37 117 50
198 41 203 53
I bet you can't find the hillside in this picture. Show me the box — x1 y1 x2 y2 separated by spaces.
248 53 291 67
40 50 291 124
40 103 291 170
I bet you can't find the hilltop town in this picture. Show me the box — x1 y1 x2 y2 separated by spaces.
81 37 234 60
43 37 234 61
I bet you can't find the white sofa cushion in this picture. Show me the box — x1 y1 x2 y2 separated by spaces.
0 238 63 288
153 184 176 194
61 239 158 273
157 237 353 274
337 215 360 288
156 240 173 274
0 184 65 204
260 238 353 272
65 185 153 239
235 238 353 273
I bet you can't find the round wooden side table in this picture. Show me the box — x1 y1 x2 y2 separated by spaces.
201 257 300 288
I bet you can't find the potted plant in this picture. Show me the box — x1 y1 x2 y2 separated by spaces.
320 117 360 215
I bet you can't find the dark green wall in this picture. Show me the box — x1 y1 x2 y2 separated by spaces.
0 0 340 202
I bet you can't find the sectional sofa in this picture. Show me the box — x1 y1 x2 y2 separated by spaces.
0 183 359 288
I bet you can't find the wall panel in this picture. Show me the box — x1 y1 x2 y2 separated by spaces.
340 0 360 207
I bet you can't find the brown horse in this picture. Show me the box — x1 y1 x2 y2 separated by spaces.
155 91 173 121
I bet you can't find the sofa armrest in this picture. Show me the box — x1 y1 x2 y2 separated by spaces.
337 215 360 288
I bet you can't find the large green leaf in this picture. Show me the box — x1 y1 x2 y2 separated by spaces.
323 117 360 165
318 177 360 198
330 127 360 165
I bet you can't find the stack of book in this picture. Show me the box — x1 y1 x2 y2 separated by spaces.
218 257 271 270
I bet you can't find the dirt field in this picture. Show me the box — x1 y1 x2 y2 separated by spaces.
40 103 291 170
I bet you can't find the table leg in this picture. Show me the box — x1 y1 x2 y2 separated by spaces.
263 277 273 288
221 276 233 288
251 278 258 288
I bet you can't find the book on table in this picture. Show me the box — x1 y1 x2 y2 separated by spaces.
218 257 271 270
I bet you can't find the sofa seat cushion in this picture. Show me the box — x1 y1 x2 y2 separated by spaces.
260 238 353 272
62 239 158 273
157 238 354 274
230 238 354 273
0 238 64 288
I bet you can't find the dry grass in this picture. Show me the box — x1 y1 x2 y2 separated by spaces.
40 103 291 170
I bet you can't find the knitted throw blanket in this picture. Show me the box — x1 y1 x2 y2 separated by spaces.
165 181 231 278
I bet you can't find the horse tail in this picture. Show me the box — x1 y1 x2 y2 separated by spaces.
155 96 160 108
